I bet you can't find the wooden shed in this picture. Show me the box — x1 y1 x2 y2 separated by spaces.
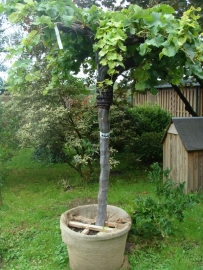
162 117 203 193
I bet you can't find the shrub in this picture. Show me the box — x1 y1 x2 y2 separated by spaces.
32 145 68 163
126 103 171 162
133 132 163 162
109 105 137 151
0 105 18 206
130 163 198 238
126 103 171 134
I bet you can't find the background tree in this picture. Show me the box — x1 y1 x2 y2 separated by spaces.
4 56 99 179
0 1 23 89
0 14 8 88
1 1 203 226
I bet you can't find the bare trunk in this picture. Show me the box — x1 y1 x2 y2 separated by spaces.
96 108 110 225
96 65 113 226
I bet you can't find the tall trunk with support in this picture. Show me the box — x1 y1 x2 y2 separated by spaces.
96 66 113 226
95 60 137 226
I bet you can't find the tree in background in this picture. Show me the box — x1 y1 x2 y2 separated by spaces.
3 58 99 179
0 14 7 88
0 2 23 89
1 1 203 226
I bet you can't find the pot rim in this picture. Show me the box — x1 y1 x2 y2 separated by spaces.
60 204 132 240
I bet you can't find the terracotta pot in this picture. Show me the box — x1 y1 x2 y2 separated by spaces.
60 204 131 270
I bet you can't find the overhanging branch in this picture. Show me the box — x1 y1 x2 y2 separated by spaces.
57 22 94 41
125 35 145 46
171 84 198 116
57 22 145 47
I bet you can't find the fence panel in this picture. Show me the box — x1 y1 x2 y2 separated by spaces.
133 87 203 117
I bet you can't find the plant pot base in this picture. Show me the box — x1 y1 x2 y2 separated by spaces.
60 204 131 270
120 255 130 270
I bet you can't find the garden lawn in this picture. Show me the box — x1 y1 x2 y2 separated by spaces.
0 149 203 270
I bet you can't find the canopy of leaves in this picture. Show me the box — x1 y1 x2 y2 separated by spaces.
1 1 203 94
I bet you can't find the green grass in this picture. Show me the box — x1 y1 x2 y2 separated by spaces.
1 149 203 270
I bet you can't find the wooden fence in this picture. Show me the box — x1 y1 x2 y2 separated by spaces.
133 84 203 117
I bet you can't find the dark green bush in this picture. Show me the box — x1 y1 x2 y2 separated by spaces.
126 103 171 135
87 103 170 161
0 104 19 206
32 145 68 163
126 103 171 162
134 132 163 162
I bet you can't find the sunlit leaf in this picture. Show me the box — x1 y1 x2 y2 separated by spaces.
139 43 151 56
61 15 73 27
8 12 21 23
21 30 40 47
161 46 177 58
150 87 158 95
24 0 34 4
135 81 146 91
33 15 54 27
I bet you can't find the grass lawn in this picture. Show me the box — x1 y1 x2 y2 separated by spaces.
0 149 203 269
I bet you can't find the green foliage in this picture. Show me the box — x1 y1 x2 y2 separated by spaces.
131 163 199 237
126 103 171 162
109 105 137 151
2 1 203 94
15 99 169 166
0 104 19 206
129 240 203 270
31 145 68 163
101 103 169 158
5 64 127 180
6 86 99 180
127 103 171 134
134 132 164 162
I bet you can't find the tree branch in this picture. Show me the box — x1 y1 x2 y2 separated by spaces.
57 22 94 42
171 84 198 116
124 34 145 46
57 22 145 47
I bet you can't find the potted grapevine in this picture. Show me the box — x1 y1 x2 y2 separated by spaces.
2 0 203 269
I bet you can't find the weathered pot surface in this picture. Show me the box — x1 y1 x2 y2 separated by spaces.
60 204 131 270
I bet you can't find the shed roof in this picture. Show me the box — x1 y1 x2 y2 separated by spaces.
163 117 203 151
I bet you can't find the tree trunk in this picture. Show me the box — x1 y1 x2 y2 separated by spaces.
96 107 110 226
96 66 113 226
